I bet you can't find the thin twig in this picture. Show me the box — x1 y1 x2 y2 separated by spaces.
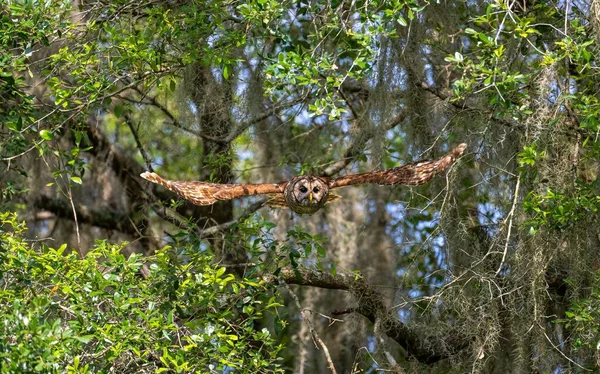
67 187 82 254
322 109 407 177
125 89 204 139
124 114 154 172
282 282 338 374
495 174 520 276
541 327 591 371
129 87 304 143
303 309 345 326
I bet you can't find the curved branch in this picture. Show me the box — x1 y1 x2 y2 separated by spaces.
267 267 468 364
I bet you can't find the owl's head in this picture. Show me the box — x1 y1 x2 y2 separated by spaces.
285 176 329 214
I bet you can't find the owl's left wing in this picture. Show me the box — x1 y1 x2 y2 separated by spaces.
329 143 466 189
141 172 286 206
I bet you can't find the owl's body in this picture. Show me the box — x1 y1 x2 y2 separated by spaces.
141 143 466 215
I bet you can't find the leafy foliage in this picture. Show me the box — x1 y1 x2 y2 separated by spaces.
0 212 284 373
5 0 600 370
557 270 600 369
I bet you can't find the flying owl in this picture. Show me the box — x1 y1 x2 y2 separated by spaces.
141 143 466 215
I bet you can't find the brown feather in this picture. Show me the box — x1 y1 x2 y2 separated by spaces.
328 143 466 189
325 193 341 204
265 194 288 208
140 172 285 206
141 143 465 211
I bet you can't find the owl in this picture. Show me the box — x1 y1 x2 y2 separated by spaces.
141 143 466 215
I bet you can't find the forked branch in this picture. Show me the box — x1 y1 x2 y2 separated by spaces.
266 267 469 364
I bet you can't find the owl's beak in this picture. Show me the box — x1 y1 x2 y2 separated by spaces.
309 192 313 203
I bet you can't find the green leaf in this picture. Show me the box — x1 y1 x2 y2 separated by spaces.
74 335 94 344
479 33 492 45
40 130 53 141
315 244 326 257
114 105 124 118
70 176 82 185
223 65 230 80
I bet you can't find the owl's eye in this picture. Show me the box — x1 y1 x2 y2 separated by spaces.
299 186 308 193
313 187 320 193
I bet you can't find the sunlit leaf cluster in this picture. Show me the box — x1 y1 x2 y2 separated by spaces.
0 212 284 373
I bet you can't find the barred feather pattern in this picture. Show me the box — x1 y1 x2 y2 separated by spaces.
328 143 467 189
140 143 466 212
140 172 284 206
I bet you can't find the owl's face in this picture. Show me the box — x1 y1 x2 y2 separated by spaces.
284 176 329 215
292 177 328 205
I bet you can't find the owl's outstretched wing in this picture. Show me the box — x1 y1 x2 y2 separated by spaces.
141 172 286 206
328 143 466 189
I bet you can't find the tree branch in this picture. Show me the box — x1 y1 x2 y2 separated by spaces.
124 113 154 172
219 97 306 143
322 109 407 177
282 282 339 374
85 122 268 238
33 194 136 235
84 123 210 229
418 83 522 131
126 88 304 144
125 89 206 139
266 267 468 364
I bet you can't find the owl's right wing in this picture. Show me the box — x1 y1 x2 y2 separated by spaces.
141 172 286 206
328 143 466 189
